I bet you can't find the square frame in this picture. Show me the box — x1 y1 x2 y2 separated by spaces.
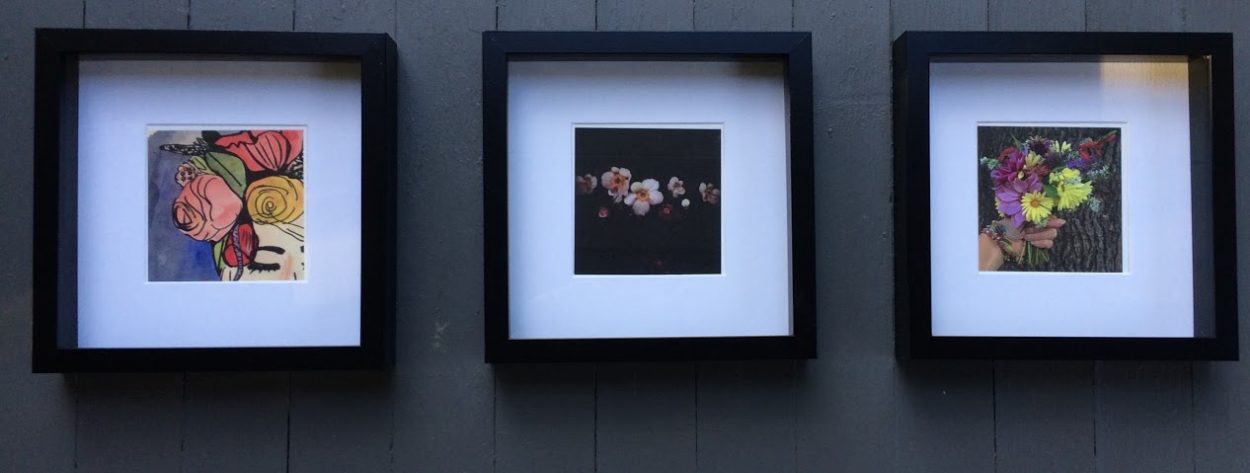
893 31 1237 360
483 31 816 362
33 28 397 372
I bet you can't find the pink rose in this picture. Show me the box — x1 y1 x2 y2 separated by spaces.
214 130 303 172
172 175 242 241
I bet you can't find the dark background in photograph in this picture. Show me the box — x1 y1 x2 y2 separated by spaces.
147 129 219 282
575 128 721 274
977 126 1122 272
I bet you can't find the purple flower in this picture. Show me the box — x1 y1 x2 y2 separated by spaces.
990 149 1026 186
994 174 1041 228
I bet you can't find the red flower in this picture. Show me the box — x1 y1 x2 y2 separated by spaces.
657 203 675 221
222 223 258 267
172 175 242 241
215 130 303 172
597 206 611 218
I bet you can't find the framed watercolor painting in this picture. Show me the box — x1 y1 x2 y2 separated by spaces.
893 31 1237 360
483 31 815 362
32 29 397 372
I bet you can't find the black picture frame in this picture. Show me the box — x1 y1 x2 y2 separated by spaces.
482 31 816 362
32 28 397 372
893 31 1237 360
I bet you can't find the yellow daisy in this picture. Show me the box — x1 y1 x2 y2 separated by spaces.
1020 191 1054 225
1056 180 1093 210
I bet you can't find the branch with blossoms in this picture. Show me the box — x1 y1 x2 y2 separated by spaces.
577 166 719 222
979 131 1117 266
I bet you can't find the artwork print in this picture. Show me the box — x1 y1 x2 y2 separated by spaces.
977 126 1122 272
148 129 306 281
574 127 721 275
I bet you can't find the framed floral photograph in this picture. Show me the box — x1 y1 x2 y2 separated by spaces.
483 31 815 362
893 31 1238 360
33 29 397 372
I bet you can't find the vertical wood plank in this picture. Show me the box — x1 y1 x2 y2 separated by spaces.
0 1 80 470
295 0 396 33
1185 1 1250 471
76 374 185 473
696 361 798 472
597 0 694 31
985 3 1098 472
595 364 697 473
694 0 791 31
74 4 191 472
287 1 395 470
793 6 896 471
796 0 892 98
0 3 83 471
888 4 996 473
288 372 394 473
1086 3 1193 473
793 6 897 456
389 0 495 471
989 0 1085 31
1085 0 1184 31
895 364 996 472
1095 363 1195 471
994 362 1095 473
690 3 801 471
189 7 295 473
498 0 596 30
177 3 294 470
84 0 189 28
890 0 989 36
181 373 288 473
284 5 395 472
190 0 293 30
490 4 599 473
495 365 597 473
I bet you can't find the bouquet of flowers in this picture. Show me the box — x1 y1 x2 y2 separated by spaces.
979 130 1118 266
159 129 305 280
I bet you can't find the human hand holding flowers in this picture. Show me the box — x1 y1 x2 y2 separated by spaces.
979 217 1065 271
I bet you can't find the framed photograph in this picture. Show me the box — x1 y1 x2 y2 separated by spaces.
893 31 1237 360
32 29 397 372
483 31 815 362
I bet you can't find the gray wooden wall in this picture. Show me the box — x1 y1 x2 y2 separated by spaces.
2 0 1248 471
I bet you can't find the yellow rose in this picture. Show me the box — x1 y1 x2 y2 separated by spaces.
246 175 304 224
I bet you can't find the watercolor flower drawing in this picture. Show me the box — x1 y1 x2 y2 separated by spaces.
978 127 1120 270
149 129 306 282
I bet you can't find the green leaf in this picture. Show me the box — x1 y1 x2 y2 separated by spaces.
212 238 227 273
1043 183 1059 199
187 156 210 173
204 152 247 198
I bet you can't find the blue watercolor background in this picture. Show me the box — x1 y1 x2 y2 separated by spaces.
147 130 222 281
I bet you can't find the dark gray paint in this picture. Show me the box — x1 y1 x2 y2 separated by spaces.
595 364 698 473
0 3 81 471
190 0 293 30
2 0 1248 472
1186 3 1250 470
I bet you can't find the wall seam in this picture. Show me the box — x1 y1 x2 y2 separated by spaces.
990 363 998 473
1189 363 1197 473
592 365 599 472
284 373 292 473
694 363 700 471
72 375 80 471
1092 363 1100 473
178 374 188 473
